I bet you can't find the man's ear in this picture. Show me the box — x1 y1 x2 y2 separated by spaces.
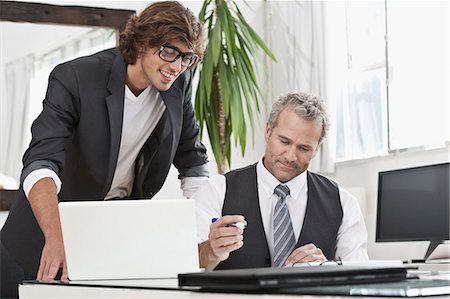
264 123 271 142
136 45 145 59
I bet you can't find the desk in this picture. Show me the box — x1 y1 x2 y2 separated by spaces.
414 263 450 272
19 279 351 298
19 275 450 299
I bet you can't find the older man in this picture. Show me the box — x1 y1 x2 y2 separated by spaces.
195 92 368 271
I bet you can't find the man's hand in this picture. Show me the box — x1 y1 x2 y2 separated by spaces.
37 236 68 281
285 243 327 266
198 215 246 271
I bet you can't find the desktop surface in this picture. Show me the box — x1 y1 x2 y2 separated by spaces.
27 277 181 289
20 269 450 299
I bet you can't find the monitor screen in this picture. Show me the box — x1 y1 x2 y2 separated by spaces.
376 163 450 243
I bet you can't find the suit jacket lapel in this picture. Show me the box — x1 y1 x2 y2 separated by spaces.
160 86 182 158
103 50 126 196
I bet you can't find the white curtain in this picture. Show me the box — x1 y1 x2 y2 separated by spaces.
0 56 33 182
268 1 335 173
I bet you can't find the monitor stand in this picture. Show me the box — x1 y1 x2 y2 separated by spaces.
425 241 442 260
425 241 450 261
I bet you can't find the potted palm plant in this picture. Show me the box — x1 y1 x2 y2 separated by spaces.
195 0 276 174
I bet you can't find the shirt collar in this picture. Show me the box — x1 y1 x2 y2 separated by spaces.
256 157 307 201
125 84 152 102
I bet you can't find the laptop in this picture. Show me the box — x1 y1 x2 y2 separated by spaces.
178 265 408 291
59 199 199 280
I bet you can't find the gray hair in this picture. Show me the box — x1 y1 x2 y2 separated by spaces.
268 92 330 144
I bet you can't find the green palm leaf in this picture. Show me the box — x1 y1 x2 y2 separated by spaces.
195 0 276 173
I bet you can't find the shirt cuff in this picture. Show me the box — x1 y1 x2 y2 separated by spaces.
23 169 62 199
181 176 208 198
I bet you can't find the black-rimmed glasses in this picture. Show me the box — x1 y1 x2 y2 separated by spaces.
158 45 198 68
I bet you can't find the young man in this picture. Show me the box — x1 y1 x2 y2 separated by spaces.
0 2 208 298
195 92 368 271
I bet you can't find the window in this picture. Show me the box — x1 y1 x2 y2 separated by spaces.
386 1 449 150
336 1 449 161
336 1 387 160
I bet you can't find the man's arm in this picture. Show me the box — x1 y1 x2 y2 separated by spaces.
285 187 369 265
27 178 68 280
192 175 245 271
172 71 209 181
334 187 369 260
20 63 80 280
198 215 246 271
179 165 209 198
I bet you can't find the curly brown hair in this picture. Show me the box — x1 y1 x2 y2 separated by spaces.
119 1 205 66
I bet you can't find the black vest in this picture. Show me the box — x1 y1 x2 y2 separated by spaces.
216 164 343 270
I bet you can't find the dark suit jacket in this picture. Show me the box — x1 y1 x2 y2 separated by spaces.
1 48 208 275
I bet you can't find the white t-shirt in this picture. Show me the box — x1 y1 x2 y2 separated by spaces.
106 85 165 198
193 159 369 261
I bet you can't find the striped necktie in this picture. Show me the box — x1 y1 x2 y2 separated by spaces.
272 184 296 267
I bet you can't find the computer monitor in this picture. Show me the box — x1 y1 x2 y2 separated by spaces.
376 162 450 259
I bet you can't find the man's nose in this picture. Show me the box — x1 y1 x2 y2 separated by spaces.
169 57 183 72
285 146 297 162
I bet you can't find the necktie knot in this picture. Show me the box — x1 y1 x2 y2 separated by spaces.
274 184 290 201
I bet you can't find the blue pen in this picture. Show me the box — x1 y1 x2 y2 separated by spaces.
211 217 246 229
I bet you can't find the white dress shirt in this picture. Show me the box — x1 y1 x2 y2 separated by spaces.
194 159 369 261
24 85 205 200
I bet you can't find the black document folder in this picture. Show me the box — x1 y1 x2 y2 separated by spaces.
178 265 407 291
